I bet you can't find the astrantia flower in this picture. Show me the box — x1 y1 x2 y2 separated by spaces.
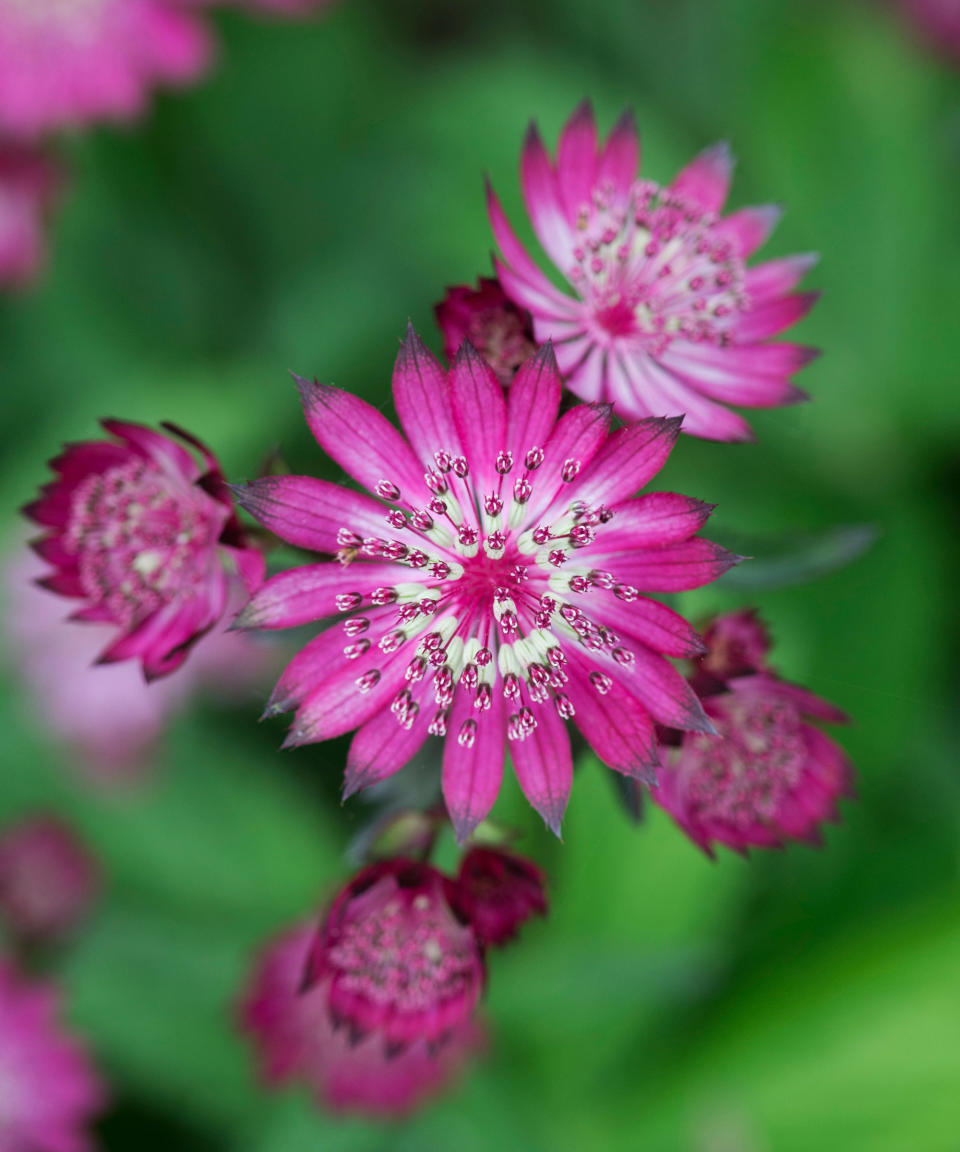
651 611 853 854
0 815 100 943
25 421 265 681
0 964 104 1150
241 860 485 1117
435 277 536 385
0 143 60 289
453 846 546 947
234 329 737 839
487 102 820 441
0 0 211 140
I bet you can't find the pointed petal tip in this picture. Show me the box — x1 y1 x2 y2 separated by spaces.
450 810 483 847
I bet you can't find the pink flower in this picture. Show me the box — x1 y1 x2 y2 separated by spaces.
0 963 104 1151
651 612 853 855
0 816 100 943
435 277 536 385
488 102 820 441
234 329 737 839
240 859 485 1117
0 143 60 290
0 0 212 140
452 846 546 947
24 421 265 682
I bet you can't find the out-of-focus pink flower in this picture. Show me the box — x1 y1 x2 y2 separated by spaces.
25 421 265 681
5 547 270 782
651 611 853 855
453 846 546 947
241 859 487 1117
698 608 771 683
0 963 104 1151
435 277 536 385
233 328 737 840
0 0 212 140
896 0 960 61
0 816 100 944
0 143 60 289
488 102 819 441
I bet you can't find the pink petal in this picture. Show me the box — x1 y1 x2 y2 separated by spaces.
556 100 599 222
745 253 818 301
732 676 849 725
584 594 706 658
504 343 563 464
523 402 611 523
565 652 659 781
101 419 198 481
235 561 403 630
50 441 129 484
509 702 572 837
597 538 741 592
264 626 356 717
616 352 756 441
450 342 507 491
735 292 819 342
285 647 408 747
521 123 575 269
573 416 681 507
597 109 639 201
294 377 430 506
714 204 781 258
344 682 433 799
391 325 461 462
585 492 715 550
670 142 735 215
606 644 712 732
487 185 580 308
660 346 808 408
442 689 506 843
552 333 603 399
493 255 580 321
231 476 386 554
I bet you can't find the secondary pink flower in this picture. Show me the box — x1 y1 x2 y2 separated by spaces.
0 143 60 289
435 277 536 385
25 421 265 681
5 547 270 782
0 0 212 140
0 963 104 1151
0 816 100 943
488 102 820 441
240 860 485 1117
651 611 853 855
453 846 546 947
234 329 737 839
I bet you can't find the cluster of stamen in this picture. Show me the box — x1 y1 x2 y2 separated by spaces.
327 888 477 1014
331 445 650 749
684 694 806 828
63 459 221 627
568 178 748 354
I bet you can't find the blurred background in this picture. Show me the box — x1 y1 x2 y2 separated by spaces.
1 0 958 1148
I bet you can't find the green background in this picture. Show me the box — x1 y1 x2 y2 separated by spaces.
1 0 958 1148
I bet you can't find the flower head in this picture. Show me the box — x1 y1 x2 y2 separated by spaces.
240 859 487 1116
453 846 547 947
435 277 536 385
24 421 265 681
0 143 60 289
488 102 819 441
234 329 737 839
651 611 853 854
0 963 104 1151
0 0 211 140
0 816 100 943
